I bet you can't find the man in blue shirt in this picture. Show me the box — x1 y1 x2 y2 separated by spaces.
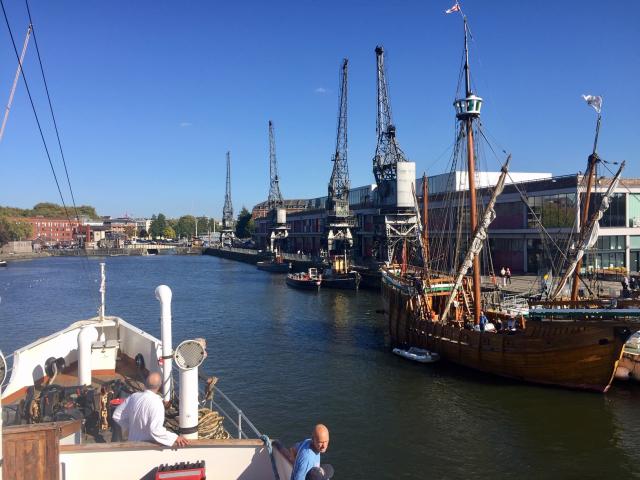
291 424 333 480
479 311 488 331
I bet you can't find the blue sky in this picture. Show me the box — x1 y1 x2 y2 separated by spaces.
0 0 638 219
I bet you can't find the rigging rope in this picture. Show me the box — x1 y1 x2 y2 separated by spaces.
24 0 80 224
2 0 99 303
0 0 70 222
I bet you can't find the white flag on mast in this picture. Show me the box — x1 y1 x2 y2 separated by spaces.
445 2 460 14
582 94 603 114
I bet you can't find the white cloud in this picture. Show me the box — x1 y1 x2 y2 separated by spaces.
179 122 192 127
314 87 328 94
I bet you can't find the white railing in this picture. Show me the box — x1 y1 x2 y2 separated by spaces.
500 293 530 313
205 383 262 440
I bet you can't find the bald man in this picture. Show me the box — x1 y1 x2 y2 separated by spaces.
113 371 189 448
290 424 333 480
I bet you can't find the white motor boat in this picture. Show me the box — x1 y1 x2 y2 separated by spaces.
0 264 294 480
392 347 440 364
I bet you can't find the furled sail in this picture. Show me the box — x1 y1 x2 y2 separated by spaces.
440 156 511 323
549 161 625 300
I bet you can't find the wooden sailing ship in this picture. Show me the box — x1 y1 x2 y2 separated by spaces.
382 12 639 392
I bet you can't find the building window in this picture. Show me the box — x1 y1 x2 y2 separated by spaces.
527 193 576 228
584 235 626 269
586 193 625 228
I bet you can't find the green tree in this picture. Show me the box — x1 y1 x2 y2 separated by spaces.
235 207 255 238
123 225 137 238
138 228 148 238
196 216 209 236
0 219 9 246
0 217 33 245
150 213 167 239
0 203 100 219
163 226 176 239
175 215 196 239
207 218 222 232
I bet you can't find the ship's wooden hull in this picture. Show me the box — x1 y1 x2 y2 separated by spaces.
382 272 631 392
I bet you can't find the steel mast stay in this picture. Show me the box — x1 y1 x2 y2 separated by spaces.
0 24 31 143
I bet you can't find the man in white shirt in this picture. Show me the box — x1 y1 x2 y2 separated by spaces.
113 371 189 447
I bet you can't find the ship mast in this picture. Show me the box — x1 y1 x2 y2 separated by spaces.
454 17 483 324
421 173 429 269
570 114 601 301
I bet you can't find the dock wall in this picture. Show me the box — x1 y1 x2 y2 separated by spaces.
203 247 322 272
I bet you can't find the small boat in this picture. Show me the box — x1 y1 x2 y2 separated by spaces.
321 270 361 290
392 347 440 364
0 260 7 267
256 256 291 273
615 331 640 381
286 268 322 290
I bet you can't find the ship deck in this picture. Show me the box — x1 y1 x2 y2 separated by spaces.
3 355 149 444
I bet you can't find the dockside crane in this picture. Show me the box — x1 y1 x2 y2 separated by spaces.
373 46 408 187
325 58 354 266
266 120 288 253
221 151 235 246
372 46 419 264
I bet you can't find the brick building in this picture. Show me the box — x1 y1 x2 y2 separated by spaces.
19 217 80 243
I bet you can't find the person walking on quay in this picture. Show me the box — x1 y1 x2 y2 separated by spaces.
500 267 506 287
290 424 333 480
506 267 512 285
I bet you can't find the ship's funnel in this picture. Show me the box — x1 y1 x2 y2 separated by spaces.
155 285 173 404
174 339 207 440
78 326 99 386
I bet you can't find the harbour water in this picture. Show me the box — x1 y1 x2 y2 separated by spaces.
1 256 639 479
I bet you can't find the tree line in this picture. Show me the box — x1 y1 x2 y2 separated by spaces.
0 218 32 245
0 202 100 220
0 201 258 245
147 208 255 240
147 214 221 239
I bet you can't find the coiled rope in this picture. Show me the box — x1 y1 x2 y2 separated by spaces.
196 407 230 439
